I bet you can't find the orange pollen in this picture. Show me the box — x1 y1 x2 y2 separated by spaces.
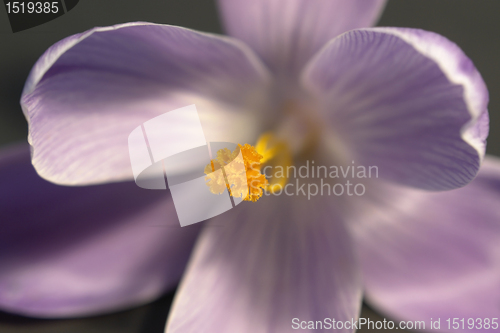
204 144 269 202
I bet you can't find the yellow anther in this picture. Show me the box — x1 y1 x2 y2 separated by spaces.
203 159 227 195
204 144 269 202
205 133 293 201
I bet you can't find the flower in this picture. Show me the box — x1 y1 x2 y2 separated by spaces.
0 1 497 333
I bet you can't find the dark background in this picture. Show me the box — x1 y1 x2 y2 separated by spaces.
0 1 498 332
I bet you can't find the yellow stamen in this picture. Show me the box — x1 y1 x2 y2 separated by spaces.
204 133 292 201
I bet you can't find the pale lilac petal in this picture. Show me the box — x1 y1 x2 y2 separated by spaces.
349 156 500 332
218 0 386 78
302 28 489 190
0 143 200 317
21 22 271 186
165 195 361 333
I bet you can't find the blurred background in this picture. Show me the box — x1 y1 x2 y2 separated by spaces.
0 1 498 332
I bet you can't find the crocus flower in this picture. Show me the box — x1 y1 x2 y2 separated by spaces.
1 0 497 332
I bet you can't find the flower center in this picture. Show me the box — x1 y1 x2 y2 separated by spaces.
204 99 321 202
204 133 292 202
274 99 323 160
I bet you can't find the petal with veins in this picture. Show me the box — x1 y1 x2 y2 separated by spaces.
0 144 200 317
218 0 386 79
166 194 361 333
21 22 272 186
349 156 500 332
302 28 489 190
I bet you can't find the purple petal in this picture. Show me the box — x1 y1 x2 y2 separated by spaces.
165 195 361 333
0 143 199 317
302 28 489 190
217 0 386 79
349 156 500 332
21 22 271 186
